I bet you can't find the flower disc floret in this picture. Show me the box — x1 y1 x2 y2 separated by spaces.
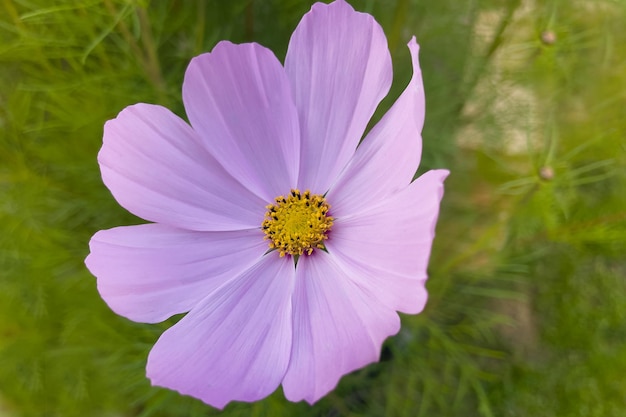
262 189 333 257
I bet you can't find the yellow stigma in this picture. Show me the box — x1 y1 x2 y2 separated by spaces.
262 189 334 257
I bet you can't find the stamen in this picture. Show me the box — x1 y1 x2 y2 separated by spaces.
262 189 334 257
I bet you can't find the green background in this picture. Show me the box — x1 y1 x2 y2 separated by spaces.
1 0 625 416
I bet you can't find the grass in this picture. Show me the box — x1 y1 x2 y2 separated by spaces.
1 0 625 416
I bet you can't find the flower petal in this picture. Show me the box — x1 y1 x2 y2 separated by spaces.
85 224 267 323
183 41 300 201
100 103 267 231
285 0 393 193
325 170 449 313
327 37 425 217
282 252 400 404
146 255 294 409
328 247 428 315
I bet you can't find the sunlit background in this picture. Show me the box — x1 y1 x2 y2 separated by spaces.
1 0 625 416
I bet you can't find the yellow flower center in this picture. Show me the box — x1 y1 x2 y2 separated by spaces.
262 189 334 257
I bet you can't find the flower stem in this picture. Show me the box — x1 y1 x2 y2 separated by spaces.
136 5 167 98
103 0 167 102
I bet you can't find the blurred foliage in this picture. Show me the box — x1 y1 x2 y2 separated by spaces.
1 0 625 416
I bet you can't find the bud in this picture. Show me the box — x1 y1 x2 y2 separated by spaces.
539 166 554 181
540 30 556 45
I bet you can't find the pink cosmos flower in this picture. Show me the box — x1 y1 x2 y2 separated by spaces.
85 0 448 408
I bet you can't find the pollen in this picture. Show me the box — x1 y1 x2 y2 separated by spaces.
262 189 334 257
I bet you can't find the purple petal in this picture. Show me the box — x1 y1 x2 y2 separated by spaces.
146 255 295 409
100 103 267 231
328 246 429 315
85 224 267 323
282 252 400 404
325 170 449 313
285 0 393 193
327 37 425 217
183 41 300 201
